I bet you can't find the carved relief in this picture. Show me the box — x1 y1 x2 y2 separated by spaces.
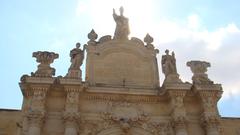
66 91 79 104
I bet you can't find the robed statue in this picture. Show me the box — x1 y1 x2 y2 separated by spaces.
66 42 86 79
69 42 85 70
161 49 177 76
113 6 130 40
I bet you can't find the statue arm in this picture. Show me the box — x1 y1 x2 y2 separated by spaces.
113 8 117 20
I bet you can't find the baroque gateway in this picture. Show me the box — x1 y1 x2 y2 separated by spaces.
0 7 240 135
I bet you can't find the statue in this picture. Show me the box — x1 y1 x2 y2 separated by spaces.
162 49 177 76
69 43 85 70
66 42 86 79
113 6 130 40
162 49 182 83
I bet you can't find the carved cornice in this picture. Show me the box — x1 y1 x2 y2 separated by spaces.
64 85 83 93
30 84 50 91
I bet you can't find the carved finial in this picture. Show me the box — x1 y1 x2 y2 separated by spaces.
144 33 153 44
187 61 213 84
88 29 98 42
32 51 59 77
144 33 156 50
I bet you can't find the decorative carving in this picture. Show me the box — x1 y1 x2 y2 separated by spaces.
187 61 213 84
63 112 80 122
201 115 221 135
31 90 47 111
113 6 130 40
32 51 59 77
130 37 145 46
162 49 182 84
27 111 45 129
66 43 86 79
101 101 150 134
99 35 112 43
66 91 79 104
65 91 79 112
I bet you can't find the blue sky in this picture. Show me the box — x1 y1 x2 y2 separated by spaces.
0 0 240 117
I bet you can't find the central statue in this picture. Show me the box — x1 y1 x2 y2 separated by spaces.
113 6 130 40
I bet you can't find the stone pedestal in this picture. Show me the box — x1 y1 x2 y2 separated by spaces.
66 69 82 80
163 74 182 84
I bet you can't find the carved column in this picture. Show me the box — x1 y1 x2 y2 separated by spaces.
196 85 223 135
169 90 188 135
63 86 81 135
27 85 49 135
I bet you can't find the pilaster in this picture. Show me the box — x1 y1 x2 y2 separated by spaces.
63 85 82 135
25 84 50 135
165 83 191 135
194 84 223 135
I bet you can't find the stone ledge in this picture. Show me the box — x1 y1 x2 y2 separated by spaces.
86 86 159 96
193 84 222 91
162 83 192 91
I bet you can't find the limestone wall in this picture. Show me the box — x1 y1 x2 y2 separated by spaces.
0 109 21 135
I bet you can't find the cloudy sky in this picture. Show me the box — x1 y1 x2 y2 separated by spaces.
0 0 240 117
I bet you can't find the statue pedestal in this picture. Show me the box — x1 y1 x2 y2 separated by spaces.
163 74 182 84
66 69 82 79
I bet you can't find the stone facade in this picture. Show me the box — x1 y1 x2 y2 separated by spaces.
1 7 240 135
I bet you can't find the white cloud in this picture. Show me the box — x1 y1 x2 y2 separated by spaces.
187 14 201 30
